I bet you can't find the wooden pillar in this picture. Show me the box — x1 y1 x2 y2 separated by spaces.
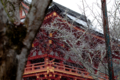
45 57 49 63
45 57 49 67
36 75 39 80
26 60 31 65
101 0 115 80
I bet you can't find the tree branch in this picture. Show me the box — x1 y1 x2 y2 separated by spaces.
16 0 52 80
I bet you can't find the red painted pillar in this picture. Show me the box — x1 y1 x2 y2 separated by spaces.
36 75 39 80
26 60 31 68
45 57 49 64
26 60 31 65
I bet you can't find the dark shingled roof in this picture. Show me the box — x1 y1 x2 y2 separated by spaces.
48 2 87 22
47 2 104 38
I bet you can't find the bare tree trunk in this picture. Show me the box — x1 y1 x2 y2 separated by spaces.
0 0 52 80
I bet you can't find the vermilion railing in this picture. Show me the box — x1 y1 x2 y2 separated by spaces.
53 62 90 76
24 61 90 76
24 62 46 73
24 61 108 80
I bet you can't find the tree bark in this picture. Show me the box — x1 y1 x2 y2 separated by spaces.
0 0 52 80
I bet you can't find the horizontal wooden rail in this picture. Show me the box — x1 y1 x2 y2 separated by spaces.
24 61 90 77
24 61 108 79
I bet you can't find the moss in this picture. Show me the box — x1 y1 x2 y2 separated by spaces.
6 23 27 54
